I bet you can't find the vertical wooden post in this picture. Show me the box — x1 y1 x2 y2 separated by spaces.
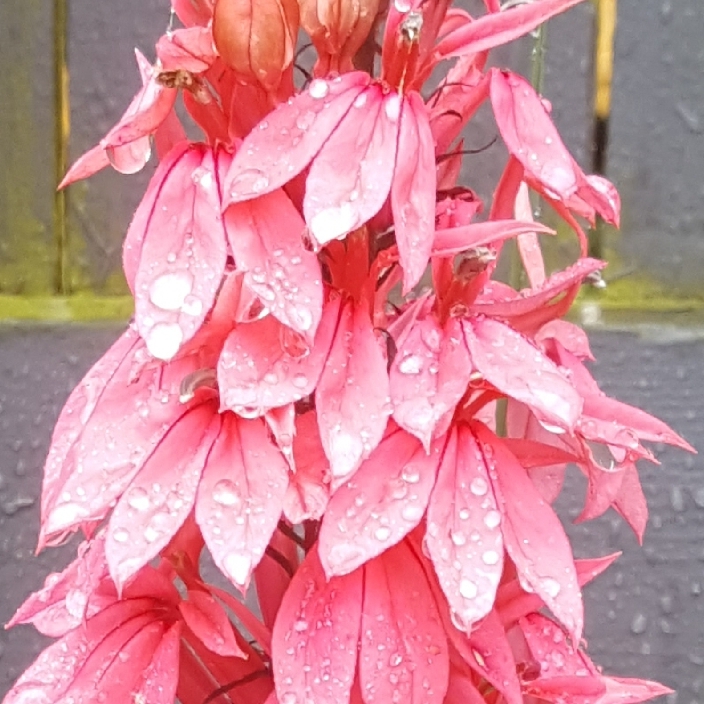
54 0 70 294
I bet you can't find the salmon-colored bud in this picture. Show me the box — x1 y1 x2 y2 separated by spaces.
213 0 299 91
299 0 382 73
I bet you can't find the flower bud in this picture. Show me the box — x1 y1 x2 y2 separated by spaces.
213 0 299 92
299 0 382 73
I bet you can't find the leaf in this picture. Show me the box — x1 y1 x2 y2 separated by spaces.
463 316 582 431
391 93 436 293
425 425 504 632
225 72 371 203
319 426 443 577
316 299 391 483
272 549 362 704
179 589 246 658
359 541 449 704
106 404 219 590
130 144 229 360
475 423 583 641
218 300 340 416
225 188 324 338
195 414 290 591
390 316 472 449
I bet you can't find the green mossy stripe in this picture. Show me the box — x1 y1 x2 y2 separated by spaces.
0 296 133 322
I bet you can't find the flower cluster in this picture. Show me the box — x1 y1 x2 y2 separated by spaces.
4 1 693 703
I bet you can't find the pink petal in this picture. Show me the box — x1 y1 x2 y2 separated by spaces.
172 0 214 26
218 300 340 416
463 316 582 430
359 541 449 704
316 300 391 483
435 0 586 59
319 426 443 577
58 144 111 188
272 550 362 704
195 413 290 591
225 72 371 203
132 623 182 704
391 93 436 293
105 136 154 175
433 219 554 257
304 87 400 245
154 108 188 160
131 144 229 360
103 50 178 149
224 189 323 337
179 589 246 658
106 404 219 590
3 600 162 704
490 69 580 200
425 425 504 632
9 534 111 637
537 319 595 360
612 464 649 543
156 26 217 73
391 316 471 449
39 332 200 547
475 424 583 641
283 412 331 524
444 673 486 704
599 677 674 704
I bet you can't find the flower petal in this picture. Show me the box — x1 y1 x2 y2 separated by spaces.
304 87 400 245
359 541 449 704
225 72 371 203
391 93 436 293
425 425 504 632
272 549 362 704
196 414 290 591
475 423 583 641
316 300 391 483
224 189 323 338
319 426 443 577
106 405 219 590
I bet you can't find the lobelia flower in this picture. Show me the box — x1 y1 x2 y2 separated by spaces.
6 1 696 703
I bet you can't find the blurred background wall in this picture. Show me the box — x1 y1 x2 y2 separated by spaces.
1 0 703 699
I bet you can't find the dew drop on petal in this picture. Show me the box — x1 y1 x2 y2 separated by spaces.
308 79 330 99
484 510 501 530
212 479 241 507
149 272 193 311
146 322 183 360
374 526 392 541
459 578 478 599
394 0 412 12
224 552 253 586
281 693 298 704
470 477 488 496
398 354 423 375
112 527 130 543
482 550 500 565
401 504 424 522
309 203 358 244
542 577 561 598
127 487 151 512
384 94 402 122
65 589 88 619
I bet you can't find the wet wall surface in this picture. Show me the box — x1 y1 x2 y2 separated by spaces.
0 325 702 698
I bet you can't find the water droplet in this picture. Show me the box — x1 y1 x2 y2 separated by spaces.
149 272 193 311
482 550 500 566
213 479 241 507
630 612 648 635
224 552 252 586
450 530 466 546
375 526 392 541
401 504 424 522
309 203 358 244
146 323 183 361
292 373 309 389
112 527 130 543
127 487 151 512
384 94 402 122
484 510 501 529
65 589 88 619
398 354 422 375
470 477 488 496
459 578 478 599
354 92 368 109
394 0 412 12
308 79 330 99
